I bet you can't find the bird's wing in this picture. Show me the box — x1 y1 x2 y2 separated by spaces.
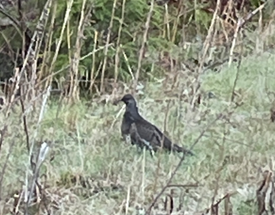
129 123 154 153
133 119 170 150
136 119 194 155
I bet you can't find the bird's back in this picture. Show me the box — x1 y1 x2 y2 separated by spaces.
133 117 177 152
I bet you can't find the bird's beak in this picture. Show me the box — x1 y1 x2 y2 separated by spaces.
113 98 123 106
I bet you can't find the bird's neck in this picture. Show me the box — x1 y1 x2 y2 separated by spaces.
126 104 143 121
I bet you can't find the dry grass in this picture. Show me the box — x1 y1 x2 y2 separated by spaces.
0 52 275 215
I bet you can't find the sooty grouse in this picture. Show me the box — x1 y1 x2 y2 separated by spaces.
118 94 194 156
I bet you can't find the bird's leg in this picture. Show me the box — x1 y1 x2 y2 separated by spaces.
125 134 132 145
136 144 143 154
149 149 155 157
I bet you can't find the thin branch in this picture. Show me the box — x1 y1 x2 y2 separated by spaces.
230 55 241 102
20 98 30 152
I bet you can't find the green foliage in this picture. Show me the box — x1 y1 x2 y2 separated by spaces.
48 0 205 84
195 9 212 31
0 0 272 95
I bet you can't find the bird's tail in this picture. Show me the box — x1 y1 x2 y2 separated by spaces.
172 143 194 156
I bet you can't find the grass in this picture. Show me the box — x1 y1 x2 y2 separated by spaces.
1 51 275 214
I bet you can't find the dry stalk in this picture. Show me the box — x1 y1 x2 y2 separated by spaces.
18 0 52 103
198 0 220 72
89 29 99 92
189 0 220 112
24 86 51 214
100 0 117 93
210 120 230 214
124 156 139 215
171 0 183 43
38 43 109 94
49 0 73 84
68 0 90 101
5 68 20 117
228 18 241 67
256 4 263 53
113 44 121 95
122 51 135 81
67 12 72 94
257 170 275 215
228 2 266 66
163 4 170 40
224 193 233 215
1 0 52 121
151 99 173 199
209 191 237 215
19 97 30 152
113 0 126 95
230 45 242 103
44 1 58 90
30 2 51 101
141 145 146 204
164 194 173 215
24 142 50 215
134 0 154 93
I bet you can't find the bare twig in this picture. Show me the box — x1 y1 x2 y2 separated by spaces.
19 98 30 152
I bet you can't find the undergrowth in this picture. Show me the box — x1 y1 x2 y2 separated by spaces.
0 52 275 214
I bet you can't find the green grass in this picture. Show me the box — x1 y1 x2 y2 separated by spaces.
1 52 275 214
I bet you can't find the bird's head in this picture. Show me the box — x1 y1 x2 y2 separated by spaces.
114 94 140 118
120 94 136 106
120 94 141 120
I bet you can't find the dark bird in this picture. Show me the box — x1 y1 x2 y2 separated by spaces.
118 94 194 156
